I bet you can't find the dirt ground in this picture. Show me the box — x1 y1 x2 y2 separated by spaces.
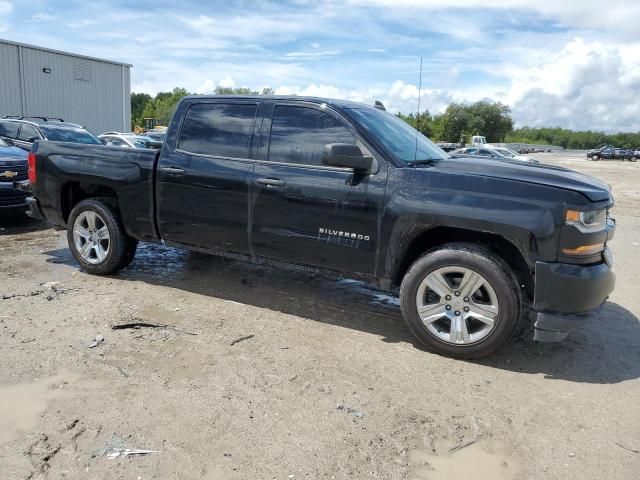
1 151 639 480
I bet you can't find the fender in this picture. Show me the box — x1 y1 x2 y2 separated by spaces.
375 166 591 286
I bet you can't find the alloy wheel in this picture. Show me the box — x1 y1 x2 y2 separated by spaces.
415 266 499 345
72 211 110 264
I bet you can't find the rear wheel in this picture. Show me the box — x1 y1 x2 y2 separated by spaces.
400 243 521 359
631 156 638 162
67 198 137 274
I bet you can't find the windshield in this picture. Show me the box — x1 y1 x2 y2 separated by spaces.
40 127 102 144
344 107 449 163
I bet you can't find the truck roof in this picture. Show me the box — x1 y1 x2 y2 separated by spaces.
181 95 379 111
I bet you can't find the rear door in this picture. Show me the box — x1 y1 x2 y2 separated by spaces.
156 99 260 253
250 102 387 275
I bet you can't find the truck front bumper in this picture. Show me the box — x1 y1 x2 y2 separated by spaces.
532 251 615 342
0 182 29 213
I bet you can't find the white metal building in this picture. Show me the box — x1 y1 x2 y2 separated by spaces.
0 39 131 134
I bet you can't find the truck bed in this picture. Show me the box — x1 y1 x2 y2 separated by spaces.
31 141 160 241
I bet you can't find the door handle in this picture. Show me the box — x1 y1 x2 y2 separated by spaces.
256 177 285 187
161 167 185 176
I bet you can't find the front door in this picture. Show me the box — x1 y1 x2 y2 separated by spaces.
156 100 260 253
250 103 387 275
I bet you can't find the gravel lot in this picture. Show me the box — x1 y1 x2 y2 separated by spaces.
1 151 639 480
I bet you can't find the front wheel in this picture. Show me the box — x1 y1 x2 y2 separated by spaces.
67 198 137 274
400 243 522 359
590 154 600 161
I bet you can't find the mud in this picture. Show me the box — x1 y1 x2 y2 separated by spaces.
0 151 639 479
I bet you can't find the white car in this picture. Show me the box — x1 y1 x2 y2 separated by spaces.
453 146 539 164
99 132 162 150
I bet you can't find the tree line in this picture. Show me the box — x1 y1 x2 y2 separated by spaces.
131 88 639 149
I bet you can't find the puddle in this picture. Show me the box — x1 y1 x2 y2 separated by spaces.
409 440 520 480
0 370 79 444
335 279 400 307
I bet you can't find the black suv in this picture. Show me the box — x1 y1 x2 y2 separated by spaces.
0 117 102 151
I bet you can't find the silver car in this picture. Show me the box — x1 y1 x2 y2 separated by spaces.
453 146 539 164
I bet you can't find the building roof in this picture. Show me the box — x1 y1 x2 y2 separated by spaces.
0 38 132 67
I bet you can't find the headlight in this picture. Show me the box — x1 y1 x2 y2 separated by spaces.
565 208 607 233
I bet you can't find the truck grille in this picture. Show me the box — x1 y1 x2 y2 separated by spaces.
0 165 28 182
0 190 28 206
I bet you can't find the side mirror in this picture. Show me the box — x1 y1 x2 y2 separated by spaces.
27 136 39 143
322 143 373 171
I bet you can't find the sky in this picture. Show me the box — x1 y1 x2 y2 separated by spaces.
1 0 640 132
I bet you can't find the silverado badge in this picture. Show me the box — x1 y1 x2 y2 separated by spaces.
1 170 18 179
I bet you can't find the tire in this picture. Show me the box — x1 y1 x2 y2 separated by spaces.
631 156 638 163
67 197 138 275
590 154 599 161
400 243 521 359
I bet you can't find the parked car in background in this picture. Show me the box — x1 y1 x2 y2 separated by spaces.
587 146 636 162
0 117 102 151
27 95 615 359
99 132 163 150
452 146 540 164
0 137 29 218
435 141 461 152
143 130 167 142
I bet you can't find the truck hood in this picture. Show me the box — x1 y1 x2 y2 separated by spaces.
432 156 611 202
0 145 28 163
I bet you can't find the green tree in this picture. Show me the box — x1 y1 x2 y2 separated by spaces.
131 93 152 128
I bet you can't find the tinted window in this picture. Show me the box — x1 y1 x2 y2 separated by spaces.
18 124 39 141
40 127 102 144
178 103 257 158
0 121 20 138
268 106 355 166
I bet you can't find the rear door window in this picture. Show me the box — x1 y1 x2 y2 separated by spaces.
18 124 39 141
0 122 20 139
268 105 355 166
178 103 257 158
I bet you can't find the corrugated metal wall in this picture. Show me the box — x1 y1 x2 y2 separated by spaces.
0 40 131 135
0 42 22 115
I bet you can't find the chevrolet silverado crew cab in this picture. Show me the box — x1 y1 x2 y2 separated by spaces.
26 96 616 358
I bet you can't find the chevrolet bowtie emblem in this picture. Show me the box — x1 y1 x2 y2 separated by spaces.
1 170 18 178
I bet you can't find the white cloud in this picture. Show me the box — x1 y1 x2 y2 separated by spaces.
506 38 640 131
195 79 215 95
273 80 458 115
194 75 237 94
348 0 640 35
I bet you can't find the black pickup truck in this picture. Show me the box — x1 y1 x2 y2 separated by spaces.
26 95 616 358
587 146 637 161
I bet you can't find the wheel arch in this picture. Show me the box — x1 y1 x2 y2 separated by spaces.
389 226 533 299
61 181 118 223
